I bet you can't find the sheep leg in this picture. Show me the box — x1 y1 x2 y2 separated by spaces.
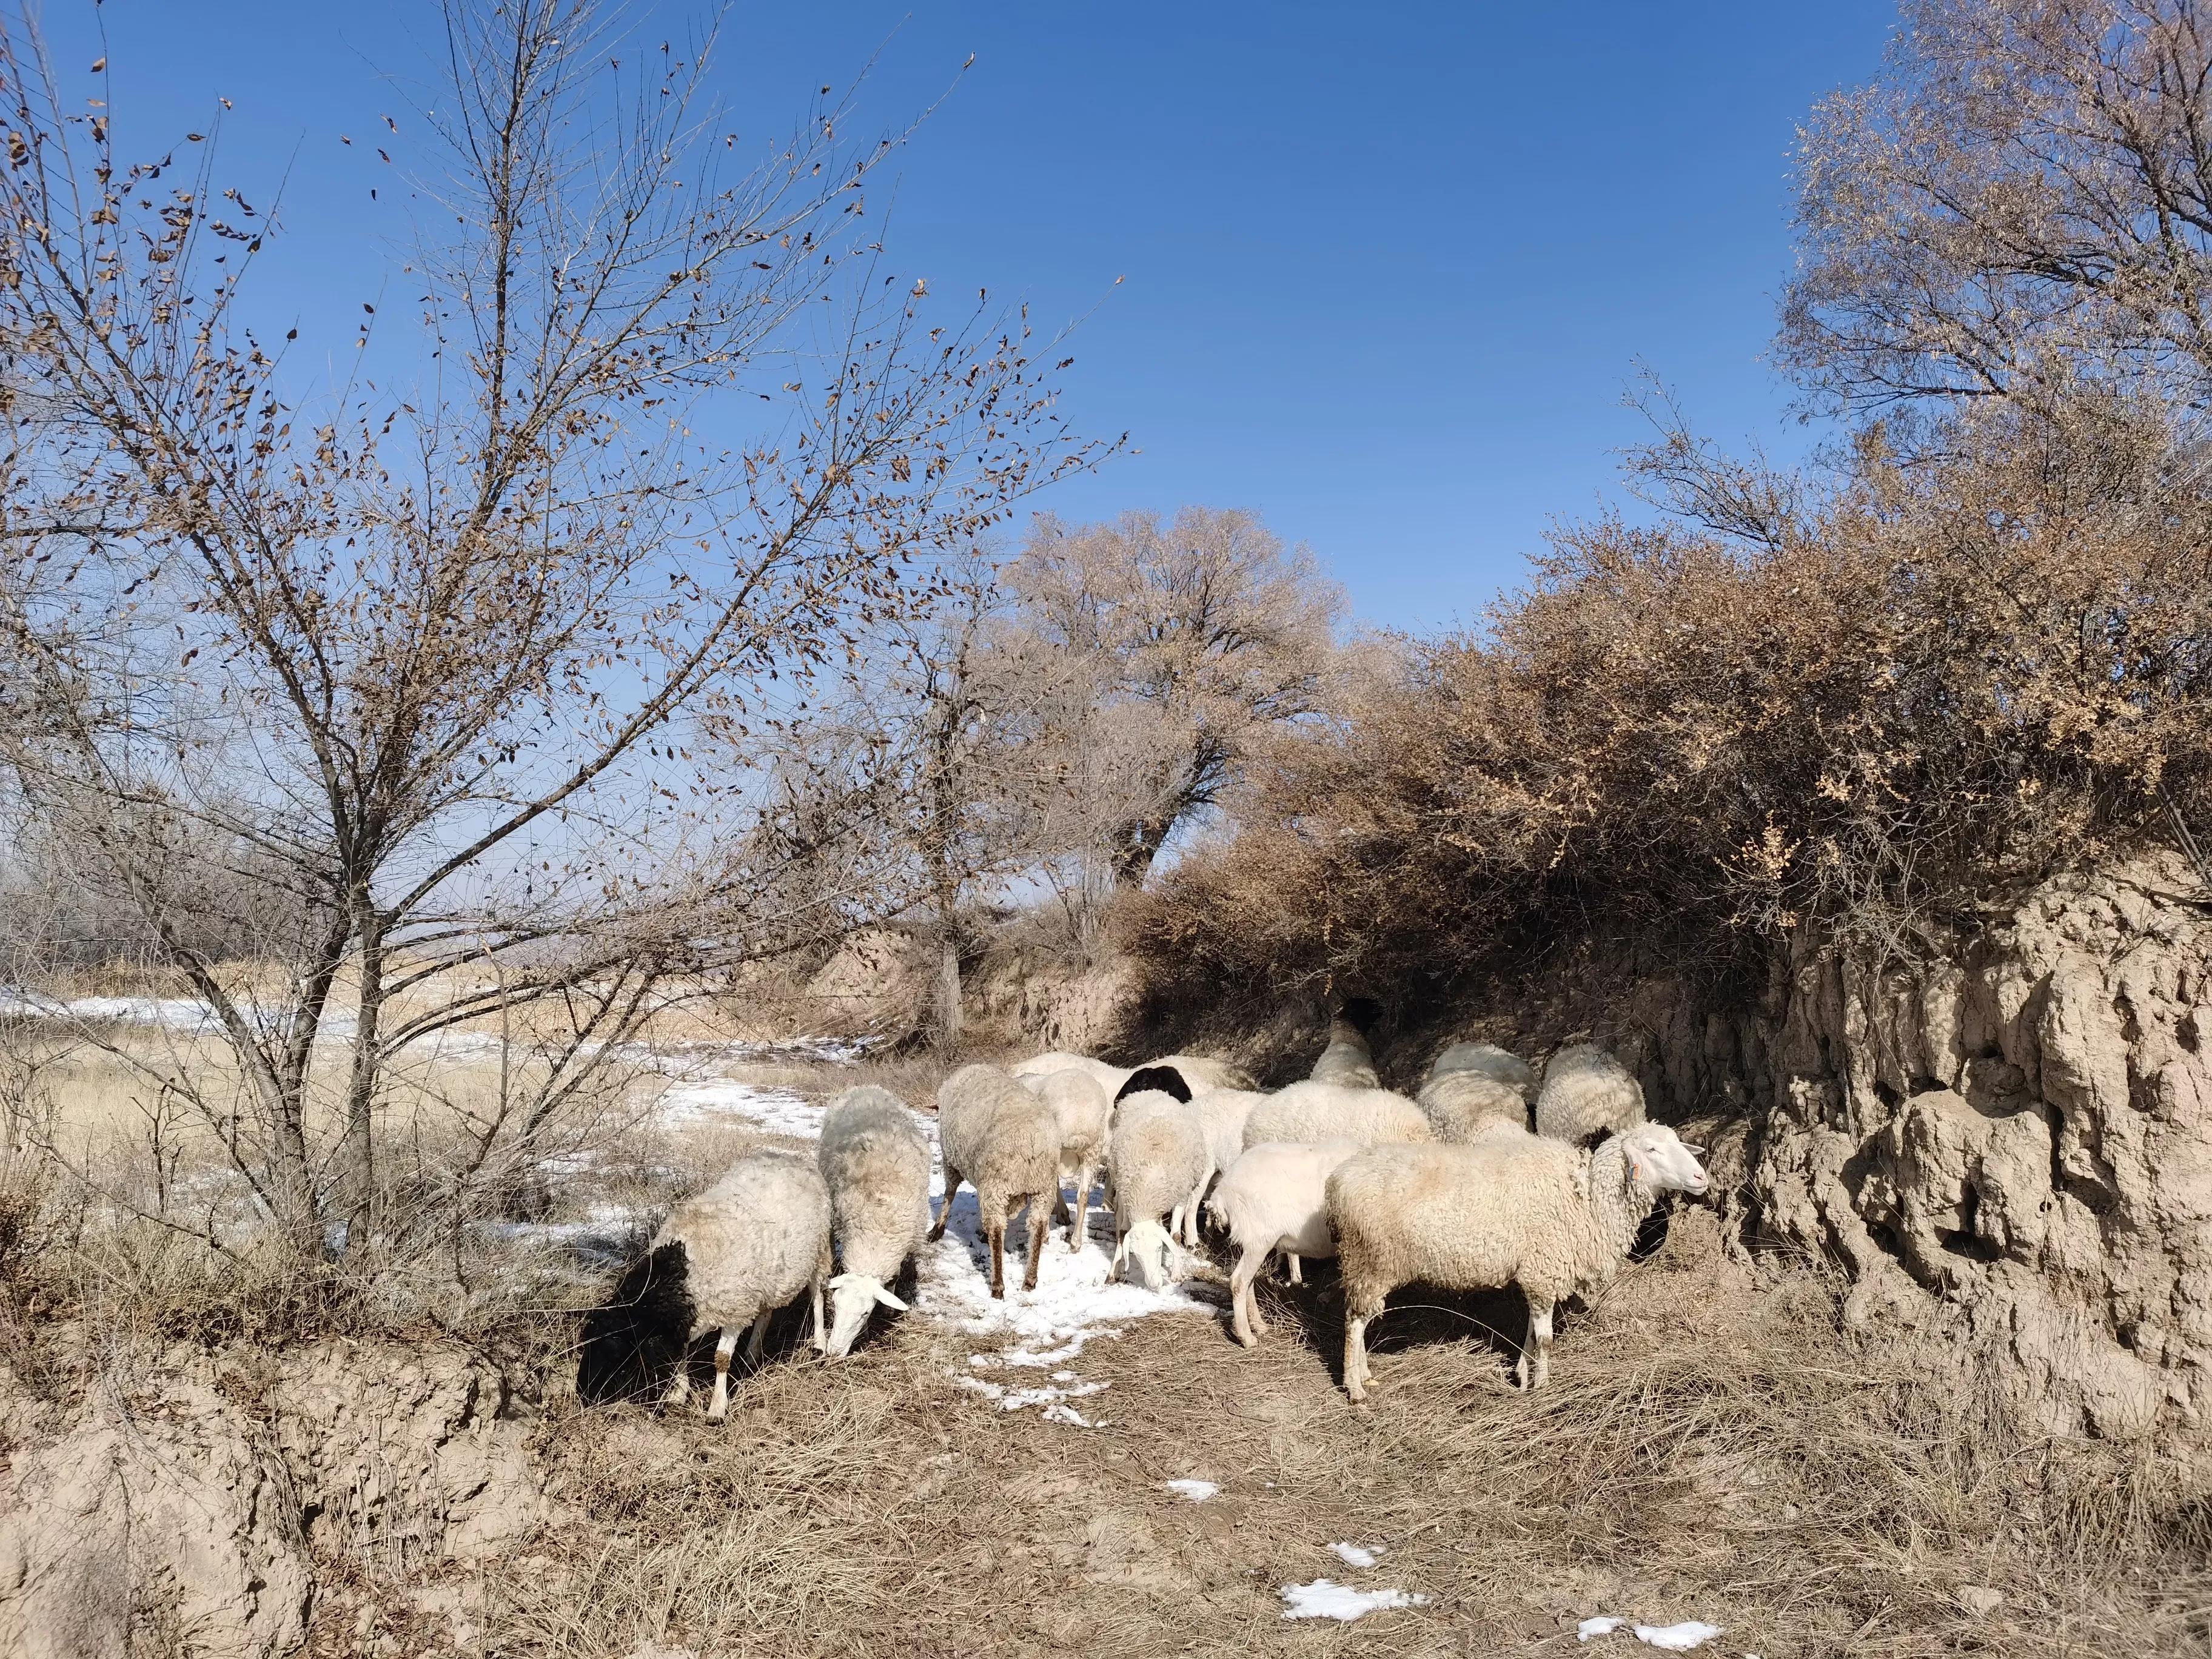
1229 1250 1264 1348
1528 1301 1555 1390
1286 1253 1304 1285
1068 1162 1094 1252
1169 1204 1186 1247
928 1169 962 1242
662 1336 698 1412
987 1217 1007 1299
1023 1202 1048 1293
706 1327 741 1423
809 1276 828 1356
1344 1312 1372 1403
745 1307 771 1368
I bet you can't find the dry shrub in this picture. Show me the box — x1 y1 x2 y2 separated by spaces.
1131 406 2212 1035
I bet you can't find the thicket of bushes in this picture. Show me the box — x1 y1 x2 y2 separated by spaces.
1129 405 2212 1027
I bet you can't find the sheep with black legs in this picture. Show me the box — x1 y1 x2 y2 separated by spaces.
817 1086 931 1357
1208 1139 1362 1347
1108 1086 1211 1288
1534 1042 1646 1145
1022 1067 1112 1251
1326 1121 1708 1402
930 1062 1061 1299
576 1145 832 1421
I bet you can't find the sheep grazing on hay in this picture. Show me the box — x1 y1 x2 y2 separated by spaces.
1417 1068 1529 1141
1024 1067 1112 1251
817 1085 931 1358
1108 1087 1211 1288
1010 1050 1134 1099
1427 1039 1540 1104
1242 1079 1430 1153
1309 997 1382 1088
1534 1042 1646 1146
1144 1053 1256 1093
931 1062 1061 1299
578 1145 833 1421
1208 1139 1363 1347
1326 1121 1708 1402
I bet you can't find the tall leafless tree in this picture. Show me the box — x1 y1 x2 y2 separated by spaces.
0 0 1101 1251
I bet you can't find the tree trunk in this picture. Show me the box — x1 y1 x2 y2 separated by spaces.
336 903 384 1252
935 931 963 1052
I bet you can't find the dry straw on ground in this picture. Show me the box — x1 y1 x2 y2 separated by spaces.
481 1209 2211 1659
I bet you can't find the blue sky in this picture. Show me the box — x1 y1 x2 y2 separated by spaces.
44 1 1897 632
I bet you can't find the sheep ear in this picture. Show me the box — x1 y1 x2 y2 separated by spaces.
873 1284 910 1312
1681 1142 1706 1157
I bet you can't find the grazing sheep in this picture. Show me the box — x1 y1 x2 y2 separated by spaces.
1309 999 1382 1088
817 1087 931 1358
1115 1063 1193 1104
1429 1040 1541 1104
1417 1069 1529 1141
1242 1079 1432 1154
1209 1140 1362 1347
1010 1050 1133 1098
580 1147 833 1422
1145 1053 1256 1093
1190 1088 1265 1196
930 1063 1062 1299
1028 1068 1112 1252
1108 1088 1212 1288
1533 1042 1646 1146
1327 1121 1709 1401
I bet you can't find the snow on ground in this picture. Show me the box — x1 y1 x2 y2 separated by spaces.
654 1075 822 1136
1578 1618 1725 1651
1164 1479 1219 1502
1279 1581 1430 1621
1329 1541 1383 1569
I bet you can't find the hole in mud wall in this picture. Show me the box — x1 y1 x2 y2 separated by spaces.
1872 1079 1902 1110
1939 1183 1999 1262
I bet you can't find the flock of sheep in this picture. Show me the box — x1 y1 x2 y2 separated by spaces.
583 1014 1710 1416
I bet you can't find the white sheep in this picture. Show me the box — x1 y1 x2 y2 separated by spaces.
1533 1042 1646 1145
1190 1087 1265 1196
1010 1050 1134 1097
1242 1079 1432 1154
1208 1140 1363 1347
1416 1069 1529 1141
650 1146 833 1421
930 1062 1062 1299
1428 1040 1540 1104
1108 1087 1212 1288
816 1085 931 1358
1027 1067 1112 1252
1309 1007 1381 1088
1326 1121 1708 1401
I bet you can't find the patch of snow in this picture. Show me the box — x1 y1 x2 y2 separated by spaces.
1578 1617 1726 1652
1041 1401 1096 1427
1632 1623 1724 1652
1279 1580 1429 1622
916 1165 1212 1370
655 1076 820 1136
1164 1479 1219 1503
955 1373 1109 1415
1330 1541 1382 1569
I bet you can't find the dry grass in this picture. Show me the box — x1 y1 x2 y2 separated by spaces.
468 1208 2210 1659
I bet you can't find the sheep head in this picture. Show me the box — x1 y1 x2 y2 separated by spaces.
822 1272 909 1358
1618 1122 1709 1199
1111 1218 1180 1290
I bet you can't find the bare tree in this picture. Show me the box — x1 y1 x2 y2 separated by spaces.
1005 507 1347 883
0 0 1099 1252
1785 0 2212 418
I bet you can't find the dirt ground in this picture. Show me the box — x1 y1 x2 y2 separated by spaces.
8 1020 2209 1658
